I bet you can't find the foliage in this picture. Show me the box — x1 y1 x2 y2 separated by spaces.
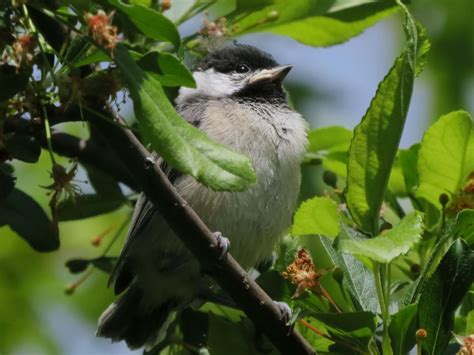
0 0 472 354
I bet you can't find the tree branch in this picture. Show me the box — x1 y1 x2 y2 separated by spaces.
93 106 315 354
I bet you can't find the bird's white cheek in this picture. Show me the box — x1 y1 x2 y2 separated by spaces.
176 70 241 104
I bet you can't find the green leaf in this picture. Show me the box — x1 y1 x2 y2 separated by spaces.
137 51 196 88
340 212 424 263
57 194 125 221
399 144 420 196
319 234 379 313
416 111 474 209
466 310 474 335
292 196 340 239
305 126 352 177
307 126 352 153
106 0 180 48
0 188 59 251
389 303 418 355
72 49 110 67
418 239 474 354
310 312 377 352
114 45 256 191
0 64 31 101
345 8 428 233
451 209 474 246
5 134 41 163
231 0 397 47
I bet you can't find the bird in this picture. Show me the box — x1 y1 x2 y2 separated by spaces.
96 44 308 350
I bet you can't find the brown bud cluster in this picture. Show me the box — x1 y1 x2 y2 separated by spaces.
84 10 119 50
199 17 228 39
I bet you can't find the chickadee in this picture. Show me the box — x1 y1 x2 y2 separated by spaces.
97 44 308 350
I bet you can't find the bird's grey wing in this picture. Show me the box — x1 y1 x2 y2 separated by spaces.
109 102 204 294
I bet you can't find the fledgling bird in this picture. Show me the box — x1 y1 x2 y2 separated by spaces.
96 44 308 350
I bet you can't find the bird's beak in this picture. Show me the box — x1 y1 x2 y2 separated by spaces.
248 65 293 85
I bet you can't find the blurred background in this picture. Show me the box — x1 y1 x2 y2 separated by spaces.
1 0 473 354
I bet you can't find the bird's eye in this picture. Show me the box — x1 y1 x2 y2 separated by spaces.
234 63 250 73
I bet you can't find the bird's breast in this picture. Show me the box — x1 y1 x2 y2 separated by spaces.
176 100 308 269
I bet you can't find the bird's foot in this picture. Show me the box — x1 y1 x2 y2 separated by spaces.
213 232 230 259
274 301 292 325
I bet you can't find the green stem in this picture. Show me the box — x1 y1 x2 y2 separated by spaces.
42 106 56 166
373 262 392 354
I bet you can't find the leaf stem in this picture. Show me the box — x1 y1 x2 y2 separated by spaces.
42 106 57 166
373 261 392 354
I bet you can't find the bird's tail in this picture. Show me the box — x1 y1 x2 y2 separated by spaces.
96 286 175 350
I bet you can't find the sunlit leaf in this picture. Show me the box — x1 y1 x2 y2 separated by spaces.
340 212 423 263
0 188 59 251
345 10 428 233
416 111 474 209
107 0 180 48
231 0 397 47
418 239 474 354
137 51 196 88
292 196 340 239
114 45 256 191
307 126 352 154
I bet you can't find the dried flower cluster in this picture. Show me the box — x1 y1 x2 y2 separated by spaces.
454 334 474 355
85 10 119 50
282 249 323 299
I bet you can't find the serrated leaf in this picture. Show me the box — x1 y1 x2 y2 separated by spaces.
389 303 418 355
345 8 429 234
292 196 340 239
418 239 474 354
114 45 256 191
416 111 474 209
58 194 125 221
0 188 59 251
231 0 397 47
137 51 196 88
0 64 30 101
340 212 424 263
107 0 180 49
319 234 379 313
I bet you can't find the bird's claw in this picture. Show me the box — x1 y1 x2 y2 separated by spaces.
274 301 292 325
213 232 230 259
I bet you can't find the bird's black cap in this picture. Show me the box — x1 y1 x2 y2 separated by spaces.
196 44 279 73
